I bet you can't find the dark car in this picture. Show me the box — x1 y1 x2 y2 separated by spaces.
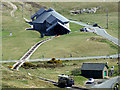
93 23 98 27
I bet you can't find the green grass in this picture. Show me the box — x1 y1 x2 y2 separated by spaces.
31 31 118 59
36 2 118 38
70 22 84 32
1 2 119 89
2 2 118 61
2 58 119 88
74 76 88 86
2 8 51 60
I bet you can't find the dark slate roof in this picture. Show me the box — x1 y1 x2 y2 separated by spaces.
32 8 69 23
46 15 57 24
46 21 71 32
81 63 108 71
31 8 46 19
36 8 46 15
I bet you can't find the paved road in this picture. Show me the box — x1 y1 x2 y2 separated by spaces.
0 54 119 63
70 21 120 46
91 76 120 88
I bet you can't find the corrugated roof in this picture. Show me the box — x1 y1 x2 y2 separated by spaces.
32 8 69 24
81 63 107 70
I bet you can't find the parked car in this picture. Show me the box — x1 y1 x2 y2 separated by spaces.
80 27 89 32
86 78 94 84
93 23 103 29
93 23 98 27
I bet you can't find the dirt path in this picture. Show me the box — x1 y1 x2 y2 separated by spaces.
7 1 17 17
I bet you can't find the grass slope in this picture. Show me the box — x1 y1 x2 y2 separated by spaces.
2 2 118 60
2 58 119 88
37 2 118 38
31 32 118 59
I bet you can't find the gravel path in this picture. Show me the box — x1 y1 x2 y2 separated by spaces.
7 1 17 17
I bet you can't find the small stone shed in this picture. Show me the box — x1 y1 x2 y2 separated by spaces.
81 63 109 79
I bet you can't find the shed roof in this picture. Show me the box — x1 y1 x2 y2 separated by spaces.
32 8 69 23
81 63 108 71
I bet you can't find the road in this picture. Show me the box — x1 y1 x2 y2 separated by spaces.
0 54 119 63
91 76 120 88
70 21 120 46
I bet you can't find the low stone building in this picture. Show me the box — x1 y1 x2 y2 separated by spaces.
81 63 109 79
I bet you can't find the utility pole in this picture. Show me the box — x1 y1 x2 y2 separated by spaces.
29 8 32 18
22 4 24 18
20 4 24 18
106 8 108 29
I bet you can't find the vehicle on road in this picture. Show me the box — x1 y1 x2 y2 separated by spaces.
86 78 94 84
80 27 89 32
93 23 103 28
93 23 98 27
58 74 74 87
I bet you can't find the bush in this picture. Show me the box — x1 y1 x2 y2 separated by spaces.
71 68 81 76
47 60 54 64
21 62 37 69
54 60 62 64
47 58 62 64
36 63 64 68
73 63 77 65
8 65 13 69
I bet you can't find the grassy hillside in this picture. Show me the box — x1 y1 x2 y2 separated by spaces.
31 2 118 38
2 2 119 89
2 58 119 88
31 31 118 59
2 2 118 61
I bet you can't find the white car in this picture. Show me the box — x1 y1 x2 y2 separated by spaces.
86 78 94 84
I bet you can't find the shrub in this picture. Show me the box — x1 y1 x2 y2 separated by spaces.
73 63 77 65
47 58 62 64
21 62 37 69
8 65 13 69
57 59 62 64
51 57 56 61
71 68 81 76
54 59 62 64
47 60 54 64
36 63 64 68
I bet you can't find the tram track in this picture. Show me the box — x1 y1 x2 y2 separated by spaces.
12 36 56 70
